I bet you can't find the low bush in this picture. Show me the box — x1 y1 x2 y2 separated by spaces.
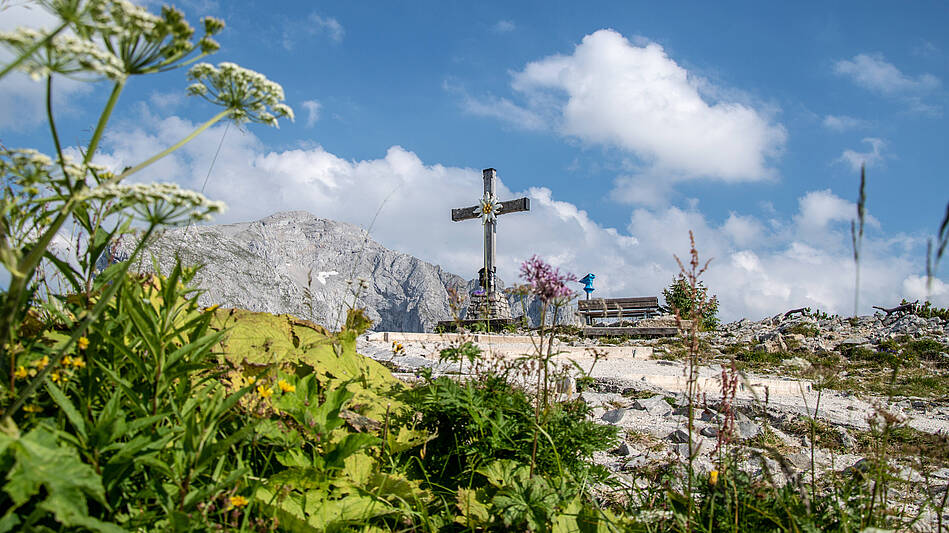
400 374 618 490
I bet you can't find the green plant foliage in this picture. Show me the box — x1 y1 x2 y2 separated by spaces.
209 307 403 420
905 299 949 321
786 323 819 337
401 374 617 491
662 273 720 330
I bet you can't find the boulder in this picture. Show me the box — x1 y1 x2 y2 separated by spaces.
633 396 674 417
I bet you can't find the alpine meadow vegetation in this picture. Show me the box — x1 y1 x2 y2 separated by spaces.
2 1 949 532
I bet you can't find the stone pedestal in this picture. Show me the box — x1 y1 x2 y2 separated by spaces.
464 291 512 320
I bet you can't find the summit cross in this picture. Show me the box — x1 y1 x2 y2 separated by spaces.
451 168 530 295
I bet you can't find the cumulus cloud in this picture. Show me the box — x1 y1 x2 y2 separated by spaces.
838 137 886 171
92 111 946 321
301 99 322 127
722 212 765 247
835 53 940 95
461 29 787 192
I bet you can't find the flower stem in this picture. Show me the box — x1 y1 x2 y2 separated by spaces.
116 109 230 181
3 224 156 422
85 80 125 167
0 21 69 80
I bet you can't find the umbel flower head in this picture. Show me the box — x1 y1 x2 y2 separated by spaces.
0 1 226 79
519 255 576 303
83 182 225 225
187 62 294 127
0 28 125 81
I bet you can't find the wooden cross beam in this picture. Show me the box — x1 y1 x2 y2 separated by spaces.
451 168 530 294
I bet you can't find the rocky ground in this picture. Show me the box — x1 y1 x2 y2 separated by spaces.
359 309 949 529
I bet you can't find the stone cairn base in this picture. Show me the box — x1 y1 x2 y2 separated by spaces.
464 291 512 320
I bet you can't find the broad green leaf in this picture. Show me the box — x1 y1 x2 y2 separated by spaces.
455 487 491 526
2 426 109 528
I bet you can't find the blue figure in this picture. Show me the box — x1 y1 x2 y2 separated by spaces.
579 273 595 299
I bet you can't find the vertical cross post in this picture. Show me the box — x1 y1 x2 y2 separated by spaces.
482 168 497 294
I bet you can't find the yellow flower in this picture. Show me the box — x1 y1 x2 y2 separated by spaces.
77 336 89 351
246 375 256 384
204 304 220 312
23 404 41 413
14 366 28 379
229 495 249 508
50 371 64 383
63 355 73 366
34 355 49 370
709 470 719 486
277 379 295 393
71 358 86 369
256 385 273 399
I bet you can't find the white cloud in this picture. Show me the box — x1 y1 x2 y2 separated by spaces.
283 12 344 49
462 29 787 191
149 90 185 111
0 2 91 131
795 189 856 232
838 137 886 171
609 173 673 207
93 111 946 321
903 275 948 302
452 84 546 130
822 114 866 132
302 99 321 127
309 13 344 43
493 20 515 33
834 53 940 95
722 212 765 247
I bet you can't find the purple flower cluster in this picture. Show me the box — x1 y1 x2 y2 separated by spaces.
519 255 576 303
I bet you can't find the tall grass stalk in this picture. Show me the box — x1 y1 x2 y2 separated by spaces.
672 230 712 532
850 165 866 318
926 201 949 299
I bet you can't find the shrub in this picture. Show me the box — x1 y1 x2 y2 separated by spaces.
400 374 617 489
662 273 720 330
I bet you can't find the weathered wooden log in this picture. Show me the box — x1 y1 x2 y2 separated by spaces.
872 301 917 316
783 307 808 318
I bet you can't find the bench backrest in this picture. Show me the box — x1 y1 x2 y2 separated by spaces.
577 297 659 312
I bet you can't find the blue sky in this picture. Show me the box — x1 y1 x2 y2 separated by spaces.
2 0 948 320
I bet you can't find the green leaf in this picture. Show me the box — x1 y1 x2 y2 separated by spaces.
324 433 378 470
45 380 87 440
455 487 491 526
1 426 110 528
386 426 431 454
477 459 528 488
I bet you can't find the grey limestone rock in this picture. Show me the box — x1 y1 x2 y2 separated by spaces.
118 211 464 332
633 396 674 417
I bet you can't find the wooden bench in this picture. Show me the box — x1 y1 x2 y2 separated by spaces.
576 297 663 322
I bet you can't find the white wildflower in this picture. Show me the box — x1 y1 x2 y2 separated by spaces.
187 62 293 127
83 182 225 224
0 28 125 81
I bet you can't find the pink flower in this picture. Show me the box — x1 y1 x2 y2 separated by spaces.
519 256 576 303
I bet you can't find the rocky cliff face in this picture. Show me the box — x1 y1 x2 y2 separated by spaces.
120 211 466 332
